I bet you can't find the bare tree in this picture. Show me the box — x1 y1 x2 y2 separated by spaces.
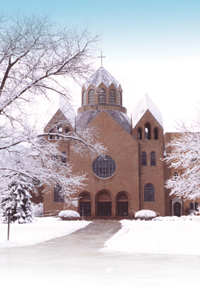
0 14 105 213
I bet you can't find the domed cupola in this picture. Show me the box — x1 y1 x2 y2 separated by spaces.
77 67 126 114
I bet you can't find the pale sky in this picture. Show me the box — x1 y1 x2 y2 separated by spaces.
3 0 200 132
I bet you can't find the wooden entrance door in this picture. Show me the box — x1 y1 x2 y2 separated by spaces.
97 202 111 216
174 202 181 217
118 202 128 216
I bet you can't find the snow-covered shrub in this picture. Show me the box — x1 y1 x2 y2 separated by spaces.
58 210 80 220
135 209 159 220
32 203 43 217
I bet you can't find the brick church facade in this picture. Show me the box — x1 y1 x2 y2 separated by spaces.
40 66 199 218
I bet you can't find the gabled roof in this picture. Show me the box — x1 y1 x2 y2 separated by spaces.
83 67 121 90
132 94 163 128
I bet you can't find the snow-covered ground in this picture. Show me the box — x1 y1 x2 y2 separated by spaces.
103 216 200 255
0 217 90 248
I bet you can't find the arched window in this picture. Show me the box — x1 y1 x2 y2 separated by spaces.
61 151 66 164
109 89 116 104
190 202 194 210
145 123 151 140
138 128 142 140
118 91 122 105
141 151 147 166
195 202 199 211
54 184 64 202
82 91 86 106
144 183 154 202
98 88 106 104
151 151 156 166
65 127 69 134
88 89 95 104
174 172 178 179
154 128 158 140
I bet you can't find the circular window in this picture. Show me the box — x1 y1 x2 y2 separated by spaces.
92 155 116 179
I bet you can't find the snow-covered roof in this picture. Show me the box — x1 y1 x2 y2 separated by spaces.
132 94 163 129
83 67 121 90
76 110 131 134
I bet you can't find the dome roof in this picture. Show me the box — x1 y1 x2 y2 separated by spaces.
83 67 121 90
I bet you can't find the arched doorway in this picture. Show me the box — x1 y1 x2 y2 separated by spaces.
172 197 183 217
96 191 111 216
117 193 128 216
174 202 181 217
79 193 91 217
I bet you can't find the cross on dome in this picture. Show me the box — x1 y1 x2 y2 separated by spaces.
97 51 106 67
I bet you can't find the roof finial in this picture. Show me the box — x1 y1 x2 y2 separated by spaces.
97 51 106 67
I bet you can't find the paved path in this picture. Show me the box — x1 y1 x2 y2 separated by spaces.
1 220 200 287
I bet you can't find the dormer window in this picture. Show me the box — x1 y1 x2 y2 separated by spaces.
82 91 86 106
98 88 106 104
109 89 116 104
88 89 95 105
118 91 122 105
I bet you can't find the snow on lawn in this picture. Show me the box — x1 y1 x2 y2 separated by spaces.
103 218 200 255
0 217 90 248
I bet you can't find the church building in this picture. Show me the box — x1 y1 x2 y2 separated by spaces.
41 66 198 218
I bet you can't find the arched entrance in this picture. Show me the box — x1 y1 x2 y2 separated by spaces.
79 193 91 216
172 197 183 217
117 193 128 216
96 191 111 216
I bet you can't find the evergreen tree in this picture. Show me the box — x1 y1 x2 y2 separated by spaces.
1 176 33 224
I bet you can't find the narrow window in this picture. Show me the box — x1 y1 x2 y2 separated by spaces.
109 89 116 104
61 151 67 164
138 128 142 140
98 88 106 104
88 89 95 105
56 124 62 139
49 129 54 140
195 202 199 211
154 128 158 140
65 128 69 134
151 151 156 166
141 151 147 166
174 172 178 179
118 91 122 105
145 123 151 140
190 202 194 210
82 91 86 106
144 183 154 202
54 184 64 202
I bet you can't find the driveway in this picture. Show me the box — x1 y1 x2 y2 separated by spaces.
0 220 200 288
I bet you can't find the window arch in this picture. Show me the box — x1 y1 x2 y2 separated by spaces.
118 91 122 105
145 123 151 140
151 151 156 166
82 91 86 106
54 184 64 202
141 151 147 166
98 88 106 104
61 151 67 164
109 89 116 104
88 89 95 104
138 128 142 140
144 183 154 202
154 128 158 140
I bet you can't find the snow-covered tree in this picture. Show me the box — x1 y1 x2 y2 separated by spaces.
0 14 105 208
1 175 33 223
164 130 200 201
